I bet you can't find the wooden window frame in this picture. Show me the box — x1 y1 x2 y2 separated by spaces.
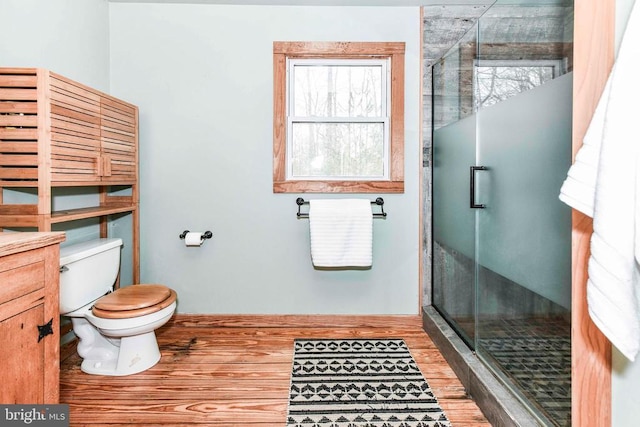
273 41 405 193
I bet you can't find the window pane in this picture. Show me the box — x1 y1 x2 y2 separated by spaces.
293 65 383 118
290 122 384 178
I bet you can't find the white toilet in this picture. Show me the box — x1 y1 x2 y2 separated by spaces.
59 238 177 376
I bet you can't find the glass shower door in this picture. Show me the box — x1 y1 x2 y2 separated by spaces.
474 72 573 425
473 4 574 424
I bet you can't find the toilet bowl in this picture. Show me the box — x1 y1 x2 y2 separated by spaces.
60 238 177 376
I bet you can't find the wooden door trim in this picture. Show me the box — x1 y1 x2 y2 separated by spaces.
572 0 615 425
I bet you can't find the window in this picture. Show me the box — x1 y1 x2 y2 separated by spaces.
288 58 388 180
273 42 405 193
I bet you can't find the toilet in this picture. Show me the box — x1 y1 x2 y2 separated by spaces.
59 238 177 376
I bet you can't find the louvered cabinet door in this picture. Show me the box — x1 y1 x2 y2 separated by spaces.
100 96 137 184
49 73 102 183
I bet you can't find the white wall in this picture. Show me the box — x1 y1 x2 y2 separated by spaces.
0 0 110 92
109 3 421 314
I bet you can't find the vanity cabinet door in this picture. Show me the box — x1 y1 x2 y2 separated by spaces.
0 240 60 404
0 303 47 404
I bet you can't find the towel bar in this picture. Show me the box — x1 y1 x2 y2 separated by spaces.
296 197 387 218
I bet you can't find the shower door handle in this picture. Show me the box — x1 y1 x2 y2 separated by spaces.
470 166 488 209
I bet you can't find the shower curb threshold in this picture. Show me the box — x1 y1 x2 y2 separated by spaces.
422 306 542 427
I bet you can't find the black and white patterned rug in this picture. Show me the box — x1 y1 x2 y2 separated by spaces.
286 339 451 427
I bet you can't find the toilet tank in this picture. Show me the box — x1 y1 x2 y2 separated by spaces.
59 238 123 315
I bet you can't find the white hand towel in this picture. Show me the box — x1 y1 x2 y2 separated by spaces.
559 1 640 360
309 199 373 268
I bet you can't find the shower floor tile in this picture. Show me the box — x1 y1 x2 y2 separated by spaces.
478 317 571 427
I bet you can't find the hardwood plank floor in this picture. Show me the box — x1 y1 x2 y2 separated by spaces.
60 315 491 426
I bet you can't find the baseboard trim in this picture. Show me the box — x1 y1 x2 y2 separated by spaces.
168 313 423 328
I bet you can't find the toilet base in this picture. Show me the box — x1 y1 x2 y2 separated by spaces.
68 301 175 376
80 331 161 376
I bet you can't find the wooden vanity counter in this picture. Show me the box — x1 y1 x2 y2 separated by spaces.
0 232 65 257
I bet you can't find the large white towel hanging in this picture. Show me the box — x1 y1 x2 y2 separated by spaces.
308 199 373 268
559 1 640 360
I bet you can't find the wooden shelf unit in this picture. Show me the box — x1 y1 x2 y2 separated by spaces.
0 68 139 282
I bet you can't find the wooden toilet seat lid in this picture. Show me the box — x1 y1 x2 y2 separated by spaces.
92 284 176 319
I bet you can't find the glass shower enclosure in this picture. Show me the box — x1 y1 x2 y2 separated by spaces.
431 1 573 426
